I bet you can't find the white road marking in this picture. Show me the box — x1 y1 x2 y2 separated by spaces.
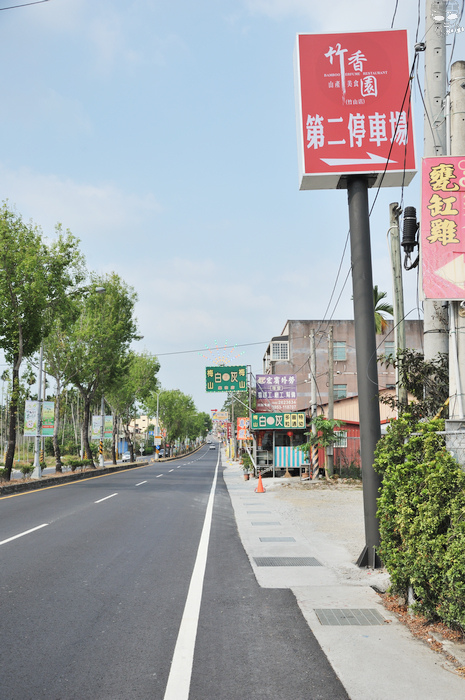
156 474 163 478
0 523 48 546
95 493 118 503
163 452 219 700
136 481 147 486
169 469 174 472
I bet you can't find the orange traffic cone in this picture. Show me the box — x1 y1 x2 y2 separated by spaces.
255 473 266 493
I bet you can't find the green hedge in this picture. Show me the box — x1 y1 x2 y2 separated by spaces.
374 415 465 630
63 458 94 471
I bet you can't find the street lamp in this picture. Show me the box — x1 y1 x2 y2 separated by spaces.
155 391 161 459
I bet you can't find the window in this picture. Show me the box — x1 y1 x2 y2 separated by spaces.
334 384 347 400
333 341 346 361
384 341 395 358
333 431 347 448
271 341 289 361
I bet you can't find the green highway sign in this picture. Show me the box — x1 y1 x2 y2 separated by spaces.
206 366 248 392
251 412 306 430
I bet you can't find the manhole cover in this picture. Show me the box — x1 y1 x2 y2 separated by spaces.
253 557 322 567
314 609 386 626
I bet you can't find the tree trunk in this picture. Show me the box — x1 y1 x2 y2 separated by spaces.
111 412 117 465
81 397 95 467
53 380 62 472
4 361 20 480
123 422 134 462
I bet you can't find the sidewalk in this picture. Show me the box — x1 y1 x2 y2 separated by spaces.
222 451 465 700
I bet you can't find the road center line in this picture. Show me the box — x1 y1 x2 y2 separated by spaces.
0 523 48 546
163 452 220 700
95 493 118 503
156 474 163 478
135 481 147 486
169 469 174 472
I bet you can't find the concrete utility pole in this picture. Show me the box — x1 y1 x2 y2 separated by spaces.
389 203 408 411
448 61 465 419
348 176 383 569
310 329 319 480
31 343 44 479
423 0 449 361
326 326 334 477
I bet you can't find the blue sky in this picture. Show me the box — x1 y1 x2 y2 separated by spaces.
1 0 464 414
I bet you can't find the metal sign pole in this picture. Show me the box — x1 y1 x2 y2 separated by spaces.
347 175 383 568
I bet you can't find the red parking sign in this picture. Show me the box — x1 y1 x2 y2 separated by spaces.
295 30 416 190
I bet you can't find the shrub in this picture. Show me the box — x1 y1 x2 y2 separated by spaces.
63 458 94 471
374 414 465 629
20 465 34 478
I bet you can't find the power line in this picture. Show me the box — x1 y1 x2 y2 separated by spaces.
0 0 50 9
156 340 269 357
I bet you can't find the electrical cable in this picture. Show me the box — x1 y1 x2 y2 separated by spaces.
391 0 399 28
0 0 49 9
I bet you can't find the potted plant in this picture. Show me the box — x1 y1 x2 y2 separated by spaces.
241 453 253 480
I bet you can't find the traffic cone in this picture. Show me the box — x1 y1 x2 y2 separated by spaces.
255 473 266 493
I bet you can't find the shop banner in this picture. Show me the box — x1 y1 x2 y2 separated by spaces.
256 374 297 412
237 417 252 440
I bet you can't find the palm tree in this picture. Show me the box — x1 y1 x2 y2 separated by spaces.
373 285 393 334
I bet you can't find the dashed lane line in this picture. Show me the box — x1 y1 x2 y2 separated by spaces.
95 493 118 504
0 523 48 546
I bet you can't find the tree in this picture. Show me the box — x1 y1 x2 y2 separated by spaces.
61 272 138 465
298 415 344 478
107 351 160 463
0 205 84 480
145 389 208 454
43 303 86 471
373 285 393 335
379 348 449 420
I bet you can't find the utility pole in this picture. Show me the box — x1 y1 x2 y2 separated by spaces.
389 203 408 411
448 60 465 419
423 0 449 362
310 329 319 480
31 343 44 479
326 326 334 477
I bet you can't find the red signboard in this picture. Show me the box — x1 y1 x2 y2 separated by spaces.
295 30 416 190
421 156 465 299
236 417 252 441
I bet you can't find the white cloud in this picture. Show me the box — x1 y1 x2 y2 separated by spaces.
0 164 161 251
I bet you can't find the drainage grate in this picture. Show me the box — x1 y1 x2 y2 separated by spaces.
259 537 296 542
253 556 322 567
314 609 386 626
251 522 281 526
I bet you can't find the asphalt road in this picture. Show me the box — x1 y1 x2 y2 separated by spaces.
0 447 348 700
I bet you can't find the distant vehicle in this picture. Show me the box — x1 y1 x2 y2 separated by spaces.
158 449 165 457
122 452 131 462
209 444 216 450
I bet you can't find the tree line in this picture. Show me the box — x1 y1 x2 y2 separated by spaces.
0 203 210 480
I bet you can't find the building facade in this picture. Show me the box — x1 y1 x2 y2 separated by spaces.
262 319 424 412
